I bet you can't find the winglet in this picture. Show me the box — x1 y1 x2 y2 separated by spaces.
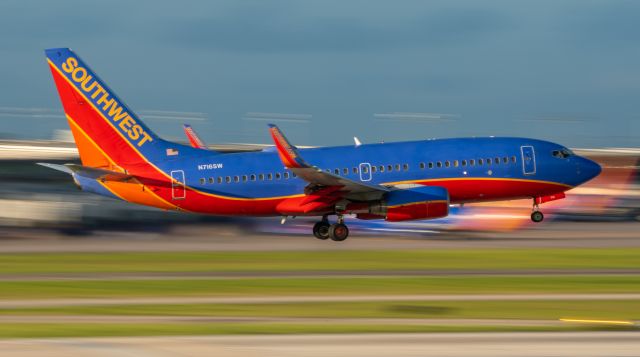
183 124 208 150
268 124 308 168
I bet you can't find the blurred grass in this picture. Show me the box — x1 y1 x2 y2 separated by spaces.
0 322 621 338
1 300 638 320
1 276 640 299
0 248 639 274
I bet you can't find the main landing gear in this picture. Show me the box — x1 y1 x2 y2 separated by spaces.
531 201 544 223
313 215 349 241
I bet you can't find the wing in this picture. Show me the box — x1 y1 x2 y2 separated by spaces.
267 124 390 202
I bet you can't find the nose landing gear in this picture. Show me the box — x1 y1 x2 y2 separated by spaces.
531 210 544 223
531 201 544 223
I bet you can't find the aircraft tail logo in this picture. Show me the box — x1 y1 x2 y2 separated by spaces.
45 48 164 169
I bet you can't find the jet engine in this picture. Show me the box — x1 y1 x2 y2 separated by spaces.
356 186 449 222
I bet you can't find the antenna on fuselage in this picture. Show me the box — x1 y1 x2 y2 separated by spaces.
354 137 362 147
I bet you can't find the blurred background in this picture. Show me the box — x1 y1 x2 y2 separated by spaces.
0 1 639 355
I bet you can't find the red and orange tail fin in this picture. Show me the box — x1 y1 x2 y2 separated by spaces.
45 48 166 171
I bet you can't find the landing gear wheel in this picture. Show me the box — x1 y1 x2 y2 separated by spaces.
329 223 349 241
531 211 544 223
313 221 331 240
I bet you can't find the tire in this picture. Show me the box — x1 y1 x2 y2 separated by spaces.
531 211 544 223
329 223 349 241
313 221 331 240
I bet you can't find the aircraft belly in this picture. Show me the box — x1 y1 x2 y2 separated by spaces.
417 178 570 203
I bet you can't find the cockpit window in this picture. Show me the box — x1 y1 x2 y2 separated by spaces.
552 148 574 159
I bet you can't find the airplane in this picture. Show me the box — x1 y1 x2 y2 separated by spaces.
39 48 602 241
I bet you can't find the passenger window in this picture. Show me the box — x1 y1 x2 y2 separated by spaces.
445 161 450 168
403 164 409 171
343 168 349 175
486 158 492 165
275 173 281 180
371 166 377 173
436 162 442 168
352 167 358 174
284 172 290 179
292 172 297 177
234 176 239 183
511 156 516 163
428 162 434 169
334 169 340 175
200 178 206 184
217 177 223 184
258 174 264 180
419 162 425 169
469 159 475 166
242 175 248 182
209 177 215 184
387 165 393 171
267 173 273 180
250 174 256 181
503 157 508 164
379 165 385 172
461 160 467 167
225 176 231 183
494 157 500 164
395 164 401 171
478 158 483 165
362 166 369 174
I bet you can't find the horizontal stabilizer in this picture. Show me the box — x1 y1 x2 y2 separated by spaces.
38 163 132 182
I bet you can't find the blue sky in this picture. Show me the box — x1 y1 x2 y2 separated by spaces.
0 0 638 147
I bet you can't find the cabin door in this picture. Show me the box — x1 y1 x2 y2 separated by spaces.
359 163 372 181
520 146 536 175
170 170 186 200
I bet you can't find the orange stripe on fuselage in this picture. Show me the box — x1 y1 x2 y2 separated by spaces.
99 178 178 210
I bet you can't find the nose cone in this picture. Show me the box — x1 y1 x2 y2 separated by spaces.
578 157 602 184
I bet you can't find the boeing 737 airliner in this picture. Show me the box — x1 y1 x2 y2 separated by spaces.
40 48 602 241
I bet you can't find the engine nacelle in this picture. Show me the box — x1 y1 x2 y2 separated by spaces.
365 186 449 222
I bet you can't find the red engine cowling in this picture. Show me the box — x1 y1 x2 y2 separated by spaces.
355 186 450 222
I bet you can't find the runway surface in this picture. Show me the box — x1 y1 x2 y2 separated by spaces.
1 221 639 252
1 332 639 357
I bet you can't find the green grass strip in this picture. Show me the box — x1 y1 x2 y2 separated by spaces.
0 275 639 299
0 322 627 339
0 248 639 274
2 300 638 320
